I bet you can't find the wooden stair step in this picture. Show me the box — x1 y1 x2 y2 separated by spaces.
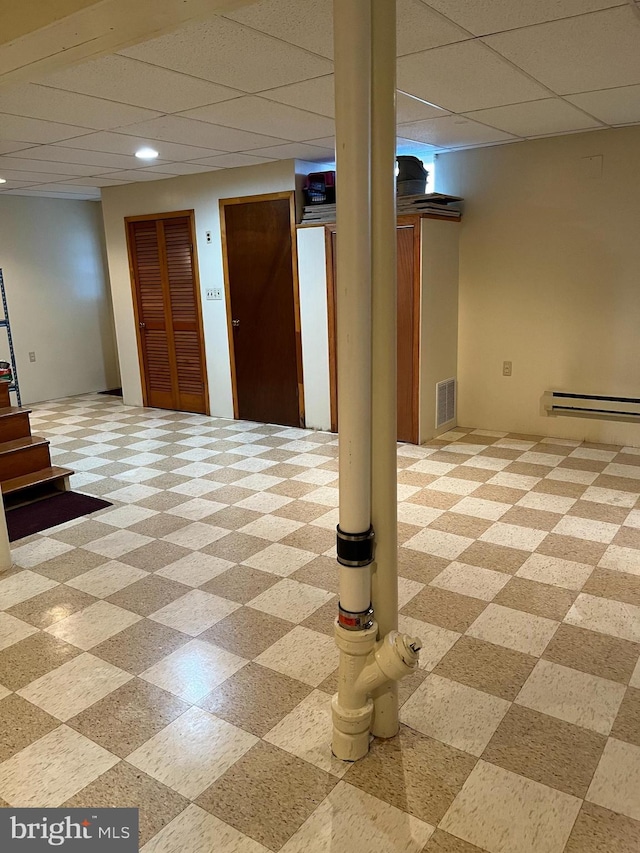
0 407 32 442
0 406 32 418
1 466 73 496
0 435 49 455
0 435 52 481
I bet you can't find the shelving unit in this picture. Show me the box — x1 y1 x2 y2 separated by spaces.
0 269 21 406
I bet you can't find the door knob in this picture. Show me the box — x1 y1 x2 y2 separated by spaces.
139 321 146 328
232 319 240 327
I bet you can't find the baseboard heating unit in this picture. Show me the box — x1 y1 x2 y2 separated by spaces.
543 391 640 422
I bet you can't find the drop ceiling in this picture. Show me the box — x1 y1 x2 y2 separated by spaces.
0 0 638 200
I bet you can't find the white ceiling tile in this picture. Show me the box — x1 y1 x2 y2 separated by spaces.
2 189 99 199
463 98 603 137
484 6 640 94
396 137 440 157
425 0 625 36
11 145 165 171
138 162 217 175
397 92 450 122
190 153 275 168
0 84 160 130
119 17 333 92
249 142 335 161
260 76 335 118
0 181 41 190
566 85 640 125
397 0 471 55
0 168 88 183
0 114 94 144
36 55 242 114
180 96 335 142
100 170 174 182
53 132 223 161
63 176 129 187
0 156 114 177
397 41 549 112
113 116 287 151
225 0 334 59
304 136 336 149
398 115 516 147
23 183 102 195
0 141 35 155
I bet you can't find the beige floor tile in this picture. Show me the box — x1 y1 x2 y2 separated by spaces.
0 631 81 691
127 705 257 799
264 689 348 777
0 611 38 650
141 803 269 853
45 599 141 649
0 570 59 609
198 661 311 737
553 515 619 544
404 528 474 561
200 564 279 603
480 522 548 552
537 533 607 566
140 638 246 703
565 593 640 643
435 635 536 701
431 561 510 601
0 694 60 761
290 555 339 593
65 760 190 849
516 553 593 590
66 560 149 598
0 724 119 807
196 741 338 850
569 499 629 525
300 596 338 635
500 506 562 532
6 584 97 629
149 589 239 636
493 576 577 621
17 651 132 721
199 606 293 659
458 540 530 574
423 830 487 852
91 619 189 675
345 724 476 825
255 625 338 686
68 677 189 757
29 548 109 583
398 549 449 584
543 623 640 683
279 779 434 853
10 539 74 570
451 496 512 521
440 760 581 853
279 524 336 554
468 603 558 655
398 616 461 671
162 522 228 550
483 704 607 797
401 673 509 756
247 578 333 623
564 802 640 853
401 587 488 633
83 529 154 558
107 575 190 616
237 515 305 543
587 737 640 821
97 504 159 528
517 492 577 514
241 542 317 576
516 659 626 735
155 552 234 587
119 540 191 571
599 544 640 577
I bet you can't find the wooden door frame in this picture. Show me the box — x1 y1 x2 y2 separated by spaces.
325 214 421 443
125 209 210 415
219 191 305 427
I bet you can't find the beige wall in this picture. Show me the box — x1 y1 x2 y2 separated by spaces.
0 195 119 404
437 126 640 446
100 160 296 415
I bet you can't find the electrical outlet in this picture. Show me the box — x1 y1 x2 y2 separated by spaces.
205 231 212 244
29 351 36 363
503 360 512 377
206 289 223 301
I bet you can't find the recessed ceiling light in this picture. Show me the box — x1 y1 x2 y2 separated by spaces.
0 178 6 184
135 147 159 160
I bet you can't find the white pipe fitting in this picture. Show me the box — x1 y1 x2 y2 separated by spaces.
332 621 421 761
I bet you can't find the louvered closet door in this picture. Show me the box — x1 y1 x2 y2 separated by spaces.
128 215 207 414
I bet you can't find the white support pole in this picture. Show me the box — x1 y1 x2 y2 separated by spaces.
0 489 12 573
334 0 372 616
370 0 399 738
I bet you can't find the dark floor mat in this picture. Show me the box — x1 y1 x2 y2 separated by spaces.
6 491 112 542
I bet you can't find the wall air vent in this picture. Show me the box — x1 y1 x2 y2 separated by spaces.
543 391 640 422
436 378 456 429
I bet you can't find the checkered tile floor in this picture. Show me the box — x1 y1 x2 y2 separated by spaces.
1 393 639 852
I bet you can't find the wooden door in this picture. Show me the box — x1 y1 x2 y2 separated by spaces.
127 212 208 414
221 193 304 428
327 219 419 443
